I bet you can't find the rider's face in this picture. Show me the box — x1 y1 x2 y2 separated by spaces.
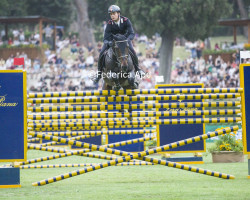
110 12 119 22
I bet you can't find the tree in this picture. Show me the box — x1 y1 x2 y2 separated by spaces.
236 0 249 38
73 0 97 54
0 0 27 16
119 0 232 83
26 0 72 28
88 0 116 24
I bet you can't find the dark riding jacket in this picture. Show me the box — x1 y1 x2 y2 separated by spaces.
103 16 135 45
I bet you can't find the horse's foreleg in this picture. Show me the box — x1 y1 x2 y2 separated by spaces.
102 83 112 90
127 71 138 89
111 72 121 91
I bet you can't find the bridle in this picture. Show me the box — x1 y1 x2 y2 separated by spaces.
111 40 129 65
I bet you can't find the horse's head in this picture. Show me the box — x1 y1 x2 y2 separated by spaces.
112 34 129 72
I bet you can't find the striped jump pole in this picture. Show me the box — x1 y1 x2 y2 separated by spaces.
35 135 93 147
31 126 238 186
21 161 154 169
33 128 151 147
27 138 41 143
28 109 241 120
31 125 154 132
20 161 154 169
28 117 242 129
28 144 118 160
30 117 157 124
30 118 131 123
37 141 59 147
28 101 241 112
22 136 155 165
28 88 243 98
37 133 94 147
29 129 155 137
28 93 240 104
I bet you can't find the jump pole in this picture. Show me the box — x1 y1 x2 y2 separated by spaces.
30 126 238 186
32 125 153 132
37 129 155 137
28 109 241 120
28 117 241 129
21 161 154 169
28 93 240 104
22 136 155 165
28 145 118 160
28 101 241 112
31 131 154 148
28 88 243 98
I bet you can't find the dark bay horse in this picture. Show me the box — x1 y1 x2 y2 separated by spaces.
102 34 138 91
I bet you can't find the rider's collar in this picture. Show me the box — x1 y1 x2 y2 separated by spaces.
112 16 121 26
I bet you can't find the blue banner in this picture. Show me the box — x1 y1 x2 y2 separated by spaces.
240 64 250 154
0 71 27 161
156 84 205 153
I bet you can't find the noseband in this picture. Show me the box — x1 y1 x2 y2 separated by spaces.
112 40 129 63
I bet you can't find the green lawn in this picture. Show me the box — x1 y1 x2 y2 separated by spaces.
0 147 249 200
210 35 248 49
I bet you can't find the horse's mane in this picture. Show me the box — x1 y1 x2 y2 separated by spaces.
113 34 127 41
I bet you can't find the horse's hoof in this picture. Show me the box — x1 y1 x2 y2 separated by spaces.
134 82 139 88
114 85 121 91
93 77 100 84
137 70 146 78
130 82 138 89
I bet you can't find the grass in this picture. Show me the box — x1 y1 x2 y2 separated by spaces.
0 145 249 200
210 35 248 49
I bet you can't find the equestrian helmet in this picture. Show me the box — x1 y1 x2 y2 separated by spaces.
108 5 120 14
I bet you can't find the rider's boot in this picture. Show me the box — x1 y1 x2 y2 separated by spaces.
93 56 103 84
130 51 145 78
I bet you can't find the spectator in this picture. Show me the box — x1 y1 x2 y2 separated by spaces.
0 58 6 70
87 42 94 54
57 28 64 40
12 29 19 40
44 48 51 59
86 52 94 67
43 24 53 47
214 43 220 51
196 41 203 59
8 38 13 45
34 32 40 45
19 29 25 42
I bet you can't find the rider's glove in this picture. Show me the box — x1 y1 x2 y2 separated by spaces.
108 41 113 47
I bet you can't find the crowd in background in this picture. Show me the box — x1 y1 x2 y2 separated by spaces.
0 25 64 47
170 48 240 88
0 25 245 92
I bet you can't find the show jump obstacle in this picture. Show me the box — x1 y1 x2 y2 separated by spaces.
0 64 250 187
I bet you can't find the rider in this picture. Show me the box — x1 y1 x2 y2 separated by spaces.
93 5 144 84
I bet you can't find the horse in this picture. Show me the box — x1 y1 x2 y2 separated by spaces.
101 34 139 91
